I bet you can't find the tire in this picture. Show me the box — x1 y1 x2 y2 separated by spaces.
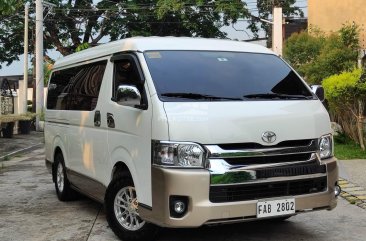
105 176 159 241
53 153 78 201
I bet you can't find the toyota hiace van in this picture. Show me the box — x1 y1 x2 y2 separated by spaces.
45 37 339 241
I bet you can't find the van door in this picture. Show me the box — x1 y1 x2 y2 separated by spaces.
104 53 153 206
65 60 110 200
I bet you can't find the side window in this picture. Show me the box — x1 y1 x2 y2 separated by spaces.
113 58 144 107
47 60 107 110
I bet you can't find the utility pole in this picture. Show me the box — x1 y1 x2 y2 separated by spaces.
22 3 29 114
272 4 283 56
250 1 283 55
35 0 44 131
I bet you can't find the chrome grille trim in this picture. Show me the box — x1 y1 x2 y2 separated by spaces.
206 140 324 186
225 153 317 170
210 173 327 187
205 139 317 159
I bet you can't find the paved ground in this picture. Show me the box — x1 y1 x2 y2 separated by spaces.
0 131 44 160
1 147 366 241
339 160 366 188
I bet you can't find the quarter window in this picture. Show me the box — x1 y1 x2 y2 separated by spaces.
47 60 107 110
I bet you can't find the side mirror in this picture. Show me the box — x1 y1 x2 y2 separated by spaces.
310 85 325 102
116 85 142 108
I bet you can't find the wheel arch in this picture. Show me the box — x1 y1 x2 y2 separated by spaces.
111 161 132 181
108 147 142 202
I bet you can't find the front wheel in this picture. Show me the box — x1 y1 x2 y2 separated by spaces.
105 176 158 241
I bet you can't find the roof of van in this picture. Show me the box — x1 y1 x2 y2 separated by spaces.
53 37 274 69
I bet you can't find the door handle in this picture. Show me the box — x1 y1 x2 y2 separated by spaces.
94 110 101 127
107 113 115 128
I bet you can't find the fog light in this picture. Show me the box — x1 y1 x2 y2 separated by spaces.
174 201 186 214
169 196 188 218
335 185 341 197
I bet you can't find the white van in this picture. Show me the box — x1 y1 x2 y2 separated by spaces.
45 37 339 241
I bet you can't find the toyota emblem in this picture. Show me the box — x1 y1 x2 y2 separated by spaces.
262 131 276 143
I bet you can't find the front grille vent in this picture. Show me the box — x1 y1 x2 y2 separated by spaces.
224 153 312 166
209 177 327 203
255 162 326 179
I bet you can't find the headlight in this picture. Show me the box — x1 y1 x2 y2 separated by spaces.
318 134 333 159
152 141 206 168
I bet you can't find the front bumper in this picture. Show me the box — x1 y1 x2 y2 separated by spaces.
139 158 338 228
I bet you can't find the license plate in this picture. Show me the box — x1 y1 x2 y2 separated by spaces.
257 198 295 218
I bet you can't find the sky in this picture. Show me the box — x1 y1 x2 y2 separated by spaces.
0 0 308 76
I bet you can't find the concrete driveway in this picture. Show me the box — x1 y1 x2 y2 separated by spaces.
1 148 366 241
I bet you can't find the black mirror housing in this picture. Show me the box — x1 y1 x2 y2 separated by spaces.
310 85 325 102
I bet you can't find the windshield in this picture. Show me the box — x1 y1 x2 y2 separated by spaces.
144 51 314 101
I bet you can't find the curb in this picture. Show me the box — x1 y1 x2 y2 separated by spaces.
339 178 366 210
0 143 44 162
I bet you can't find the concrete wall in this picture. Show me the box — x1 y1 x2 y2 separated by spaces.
308 0 366 48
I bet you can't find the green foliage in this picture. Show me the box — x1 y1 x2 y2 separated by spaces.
339 24 360 49
322 68 362 101
75 43 90 52
335 140 366 160
334 132 352 144
283 30 324 78
0 0 28 69
284 24 360 84
0 0 22 15
323 68 366 148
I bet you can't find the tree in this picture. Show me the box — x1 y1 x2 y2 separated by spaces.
248 0 304 47
0 0 28 69
1 0 250 65
282 28 324 78
42 0 251 56
0 0 302 67
284 24 360 84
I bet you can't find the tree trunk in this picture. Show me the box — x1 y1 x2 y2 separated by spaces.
357 100 365 151
32 57 36 113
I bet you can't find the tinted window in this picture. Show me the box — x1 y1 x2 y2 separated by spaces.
47 60 107 110
144 51 314 101
113 59 141 95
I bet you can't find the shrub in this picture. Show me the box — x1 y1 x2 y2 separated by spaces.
323 68 366 150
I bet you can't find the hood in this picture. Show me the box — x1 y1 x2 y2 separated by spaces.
163 100 331 145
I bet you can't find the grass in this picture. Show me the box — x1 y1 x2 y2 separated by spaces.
334 134 366 160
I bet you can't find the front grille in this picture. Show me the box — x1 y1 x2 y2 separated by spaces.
256 162 326 179
224 153 312 165
209 177 327 203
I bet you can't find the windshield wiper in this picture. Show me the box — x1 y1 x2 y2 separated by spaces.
243 93 313 100
161 92 243 101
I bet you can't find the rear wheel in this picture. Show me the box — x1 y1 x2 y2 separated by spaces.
105 176 158 241
53 153 78 201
